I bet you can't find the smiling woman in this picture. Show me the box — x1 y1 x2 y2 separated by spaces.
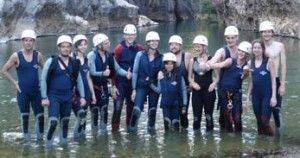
0 19 299 157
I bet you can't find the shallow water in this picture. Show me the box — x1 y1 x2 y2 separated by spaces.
0 20 299 157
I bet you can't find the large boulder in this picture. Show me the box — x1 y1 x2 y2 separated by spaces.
213 0 300 39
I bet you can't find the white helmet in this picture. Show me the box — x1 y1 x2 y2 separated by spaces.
259 20 274 31
224 26 239 36
73 34 88 45
168 35 183 45
57 35 72 46
193 35 208 46
93 33 109 47
238 41 252 54
163 52 177 62
21 29 36 40
145 31 160 42
123 24 137 34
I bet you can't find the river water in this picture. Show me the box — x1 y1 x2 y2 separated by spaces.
0 20 299 157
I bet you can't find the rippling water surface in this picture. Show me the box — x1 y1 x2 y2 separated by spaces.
0 20 299 157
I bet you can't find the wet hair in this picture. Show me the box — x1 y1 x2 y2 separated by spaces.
260 29 275 36
162 66 180 82
146 40 160 51
251 39 268 62
163 60 176 67
74 39 87 49
58 42 72 47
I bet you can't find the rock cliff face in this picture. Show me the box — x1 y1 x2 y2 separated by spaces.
0 0 201 42
213 0 300 39
1 0 298 42
0 0 140 41
126 0 201 21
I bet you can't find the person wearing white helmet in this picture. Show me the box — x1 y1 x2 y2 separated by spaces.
111 24 144 132
40 35 86 148
209 41 252 133
129 31 163 133
259 20 286 137
247 40 277 136
87 33 130 134
188 35 217 131
168 34 192 129
207 25 239 130
149 52 187 131
1 29 45 141
70 34 96 140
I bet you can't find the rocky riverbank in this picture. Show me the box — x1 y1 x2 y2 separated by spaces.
213 0 300 39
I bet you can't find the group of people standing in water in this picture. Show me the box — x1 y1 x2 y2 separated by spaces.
1 20 286 148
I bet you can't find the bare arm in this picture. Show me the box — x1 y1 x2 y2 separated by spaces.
184 52 192 72
188 58 194 85
268 59 277 100
210 58 232 69
38 52 45 68
1 52 20 91
207 48 224 65
213 68 220 84
279 43 287 95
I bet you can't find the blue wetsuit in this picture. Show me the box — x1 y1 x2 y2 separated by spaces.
218 46 232 130
41 56 85 144
72 55 91 139
16 50 44 139
218 58 244 132
112 41 144 131
251 58 274 136
130 50 163 133
151 69 187 131
87 50 127 132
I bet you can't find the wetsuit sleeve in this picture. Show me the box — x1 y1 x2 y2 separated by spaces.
114 44 122 62
87 51 104 77
77 73 85 98
137 44 145 51
150 80 161 94
112 45 122 86
180 77 188 107
114 58 127 77
132 51 142 90
40 58 52 99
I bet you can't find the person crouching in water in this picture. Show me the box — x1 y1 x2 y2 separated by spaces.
71 35 97 140
209 41 252 133
150 52 187 131
41 35 86 148
247 40 277 136
188 35 217 132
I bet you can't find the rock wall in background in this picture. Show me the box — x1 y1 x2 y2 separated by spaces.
213 0 300 39
0 0 299 42
0 0 200 42
0 0 140 41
